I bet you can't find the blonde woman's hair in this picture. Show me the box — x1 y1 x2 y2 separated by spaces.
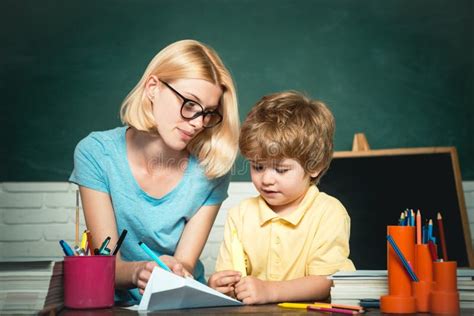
239 91 335 184
120 40 239 178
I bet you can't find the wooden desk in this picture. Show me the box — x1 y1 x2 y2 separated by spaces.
58 304 474 315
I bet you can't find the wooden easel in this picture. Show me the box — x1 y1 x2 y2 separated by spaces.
328 133 474 267
352 133 370 152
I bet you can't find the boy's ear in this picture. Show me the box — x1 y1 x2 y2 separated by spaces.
309 169 320 179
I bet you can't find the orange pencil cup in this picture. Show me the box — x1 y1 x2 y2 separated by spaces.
380 226 416 314
430 261 460 315
413 244 433 312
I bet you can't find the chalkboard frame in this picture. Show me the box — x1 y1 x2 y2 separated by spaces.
331 146 474 268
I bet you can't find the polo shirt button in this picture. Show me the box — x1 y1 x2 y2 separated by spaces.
275 237 280 244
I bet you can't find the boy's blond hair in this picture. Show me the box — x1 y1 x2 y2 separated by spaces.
239 91 335 184
120 40 239 178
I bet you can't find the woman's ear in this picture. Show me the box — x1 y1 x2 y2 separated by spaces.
145 75 159 101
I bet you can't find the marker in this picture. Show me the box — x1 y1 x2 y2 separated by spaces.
59 240 75 256
98 236 111 255
100 247 111 255
80 230 88 251
112 229 128 255
360 299 380 308
138 241 171 272
74 245 86 256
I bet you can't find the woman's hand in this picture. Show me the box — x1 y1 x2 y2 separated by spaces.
133 261 156 295
208 270 241 296
160 255 193 278
133 256 193 294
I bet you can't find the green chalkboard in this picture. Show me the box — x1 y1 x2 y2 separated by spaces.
1 0 473 181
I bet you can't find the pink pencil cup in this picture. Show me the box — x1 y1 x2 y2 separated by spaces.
64 255 115 309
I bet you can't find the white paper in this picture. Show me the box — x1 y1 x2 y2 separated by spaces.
137 267 242 311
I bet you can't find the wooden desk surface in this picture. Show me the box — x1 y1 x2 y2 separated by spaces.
58 304 474 315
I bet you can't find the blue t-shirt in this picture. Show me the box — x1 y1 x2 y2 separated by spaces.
69 127 230 302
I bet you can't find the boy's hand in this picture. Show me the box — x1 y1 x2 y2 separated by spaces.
208 270 241 295
234 276 273 304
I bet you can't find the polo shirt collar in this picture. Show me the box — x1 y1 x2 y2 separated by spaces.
258 185 319 226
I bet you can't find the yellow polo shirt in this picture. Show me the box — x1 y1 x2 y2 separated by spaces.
215 185 355 280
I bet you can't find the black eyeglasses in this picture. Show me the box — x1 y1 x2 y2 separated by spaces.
159 80 223 128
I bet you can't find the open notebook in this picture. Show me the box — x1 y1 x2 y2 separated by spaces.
131 267 242 312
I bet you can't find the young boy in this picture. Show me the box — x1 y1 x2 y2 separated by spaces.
208 91 355 304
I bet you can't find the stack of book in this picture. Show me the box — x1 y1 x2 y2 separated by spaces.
330 269 474 308
458 269 474 308
330 270 387 306
0 261 63 314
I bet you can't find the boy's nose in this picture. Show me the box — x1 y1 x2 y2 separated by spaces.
261 170 276 185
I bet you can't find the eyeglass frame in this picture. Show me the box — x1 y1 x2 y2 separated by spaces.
158 79 223 128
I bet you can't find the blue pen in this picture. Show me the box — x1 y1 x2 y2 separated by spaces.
59 240 75 256
138 241 171 272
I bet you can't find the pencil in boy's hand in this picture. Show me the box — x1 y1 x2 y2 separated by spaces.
437 212 448 261
231 229 247 277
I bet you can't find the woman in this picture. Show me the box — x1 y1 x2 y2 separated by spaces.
69 40 239 303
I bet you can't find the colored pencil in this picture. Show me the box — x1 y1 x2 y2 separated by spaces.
324 303 363 312
428 240 438 261
86 230 93 255
428 219 433 242
278 303 331 309
437 212 448 261
416 210 421 244
387 235 419 281
307 305 360 314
